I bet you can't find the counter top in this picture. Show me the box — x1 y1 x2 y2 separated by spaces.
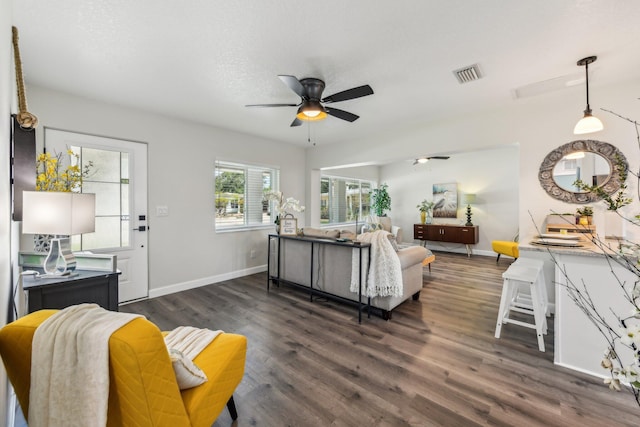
519 237 625 258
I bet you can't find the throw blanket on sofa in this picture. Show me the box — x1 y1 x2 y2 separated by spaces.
350 230 403 297
164 326 223 359
30 304 142 427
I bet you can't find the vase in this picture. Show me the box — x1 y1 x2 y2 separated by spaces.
420 211 426 224
426 213 433 224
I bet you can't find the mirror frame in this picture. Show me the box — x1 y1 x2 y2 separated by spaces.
538 139 627 204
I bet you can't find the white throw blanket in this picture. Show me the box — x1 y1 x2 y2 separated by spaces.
350 230 403 297
164 326 223 359
29 304 142 427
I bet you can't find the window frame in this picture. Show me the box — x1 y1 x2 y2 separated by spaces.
215 160 279 232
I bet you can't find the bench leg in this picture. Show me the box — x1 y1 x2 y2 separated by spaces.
227 395 238 420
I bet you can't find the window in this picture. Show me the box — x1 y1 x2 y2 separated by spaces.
69 145 131 251
215 160 279 230
320 175 372 225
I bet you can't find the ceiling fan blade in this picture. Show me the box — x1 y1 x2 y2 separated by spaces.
278 75 306 98
290 117 303 127
326 107 359 122
245 103 298 107
322 85 373 103
428 156 450 160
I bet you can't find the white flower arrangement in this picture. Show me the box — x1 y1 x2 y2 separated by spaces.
264 191 305 223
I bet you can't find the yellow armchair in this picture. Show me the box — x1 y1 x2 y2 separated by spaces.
492 234 519 263
0 310 247 427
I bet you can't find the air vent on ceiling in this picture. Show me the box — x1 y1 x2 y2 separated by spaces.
453 64 482 84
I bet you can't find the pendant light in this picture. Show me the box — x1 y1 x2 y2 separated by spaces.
574 56 603 135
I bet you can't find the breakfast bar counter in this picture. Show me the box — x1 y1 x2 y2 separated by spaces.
518 239 635 378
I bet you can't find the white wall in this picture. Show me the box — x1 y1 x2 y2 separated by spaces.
381 145 519 254
26 85 307 297
306 79 640 250
0 1 12 422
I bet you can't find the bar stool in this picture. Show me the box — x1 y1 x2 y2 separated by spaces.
513 258 549 317
494 258 548 352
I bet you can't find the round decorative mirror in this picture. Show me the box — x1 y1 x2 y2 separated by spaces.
538 140 627 203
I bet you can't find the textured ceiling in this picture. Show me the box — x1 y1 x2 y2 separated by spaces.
12 0 640 146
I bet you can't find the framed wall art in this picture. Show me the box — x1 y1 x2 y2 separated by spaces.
432 183 458 218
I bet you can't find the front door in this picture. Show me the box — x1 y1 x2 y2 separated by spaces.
44 128 149 302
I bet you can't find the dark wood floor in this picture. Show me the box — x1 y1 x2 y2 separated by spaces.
121 251 640 426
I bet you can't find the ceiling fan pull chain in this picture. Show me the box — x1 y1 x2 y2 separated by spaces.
11 26 38 129
307 121 314 146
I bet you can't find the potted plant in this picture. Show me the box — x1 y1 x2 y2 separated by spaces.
416 199 435 224
576 206 594 225
371 183 391 217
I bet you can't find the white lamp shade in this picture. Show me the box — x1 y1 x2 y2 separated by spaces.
462 193 476 205
22 191 96 235
574 114 603 134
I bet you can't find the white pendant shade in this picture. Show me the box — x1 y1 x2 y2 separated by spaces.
574 114 604 135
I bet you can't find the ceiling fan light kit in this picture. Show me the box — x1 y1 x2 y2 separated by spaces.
413 156 451 165
247 75 373 127
296 100 327 121
574 55 603 135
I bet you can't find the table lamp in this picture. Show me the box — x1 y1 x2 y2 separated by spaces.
22 191 96 277
462 193 476 226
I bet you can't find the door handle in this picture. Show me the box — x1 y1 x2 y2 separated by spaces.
133 226 147 232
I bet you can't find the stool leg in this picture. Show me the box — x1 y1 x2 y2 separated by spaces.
495 278 511 338
529 282 546 352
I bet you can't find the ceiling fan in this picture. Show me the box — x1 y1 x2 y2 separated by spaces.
413 156 450 165
246 75 373 127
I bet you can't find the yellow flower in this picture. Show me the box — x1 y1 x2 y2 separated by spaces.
35 149 92 193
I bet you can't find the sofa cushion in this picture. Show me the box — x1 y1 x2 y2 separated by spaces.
397 245 429 270
377 216 392 233
363 222 383 232
302 227 340 239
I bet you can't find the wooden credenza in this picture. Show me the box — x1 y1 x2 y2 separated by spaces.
414 224 479 257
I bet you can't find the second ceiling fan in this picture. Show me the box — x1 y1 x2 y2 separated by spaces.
246 75 374 127
413 156 450 165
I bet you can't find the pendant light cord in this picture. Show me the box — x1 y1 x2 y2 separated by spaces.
584 59 591 113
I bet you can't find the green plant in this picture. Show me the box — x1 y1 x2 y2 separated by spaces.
371 183 391 216
417 199 435 213
576 206 594 216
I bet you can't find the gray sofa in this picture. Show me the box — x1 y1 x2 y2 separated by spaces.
268 228 431 319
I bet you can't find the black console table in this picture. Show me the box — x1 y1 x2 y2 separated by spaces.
23 270 120 313
267 234 371 323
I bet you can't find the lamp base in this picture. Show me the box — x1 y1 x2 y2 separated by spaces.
465 205 474 227
43 237 77 276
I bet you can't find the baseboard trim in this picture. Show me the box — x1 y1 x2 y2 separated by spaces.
148 264 267 299
553 361 603 380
